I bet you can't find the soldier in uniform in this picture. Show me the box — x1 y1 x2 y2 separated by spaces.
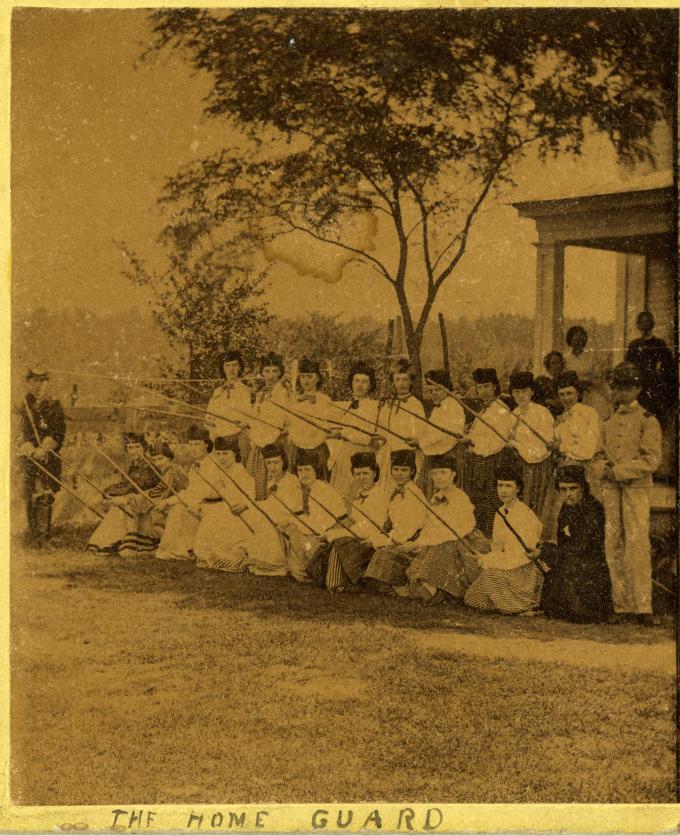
18 368 66 546
592 362 662 625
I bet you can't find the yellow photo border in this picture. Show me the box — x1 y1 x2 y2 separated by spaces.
1 0 677 831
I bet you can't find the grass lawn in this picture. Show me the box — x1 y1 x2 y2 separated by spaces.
10 532 676 805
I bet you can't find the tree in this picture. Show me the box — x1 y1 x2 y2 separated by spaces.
266 312 386 398
117 230 271 395
146 8 674 389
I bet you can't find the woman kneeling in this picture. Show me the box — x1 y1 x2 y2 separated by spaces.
464 467 544 615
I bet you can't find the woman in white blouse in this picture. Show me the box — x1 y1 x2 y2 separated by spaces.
327 362 382 498
416 369 466 500
402 453 490 604
507 371 555 519
464 468 544 615
363 449 428 593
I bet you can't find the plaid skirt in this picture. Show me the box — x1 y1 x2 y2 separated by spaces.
464 561 544 614
405 529 490 598
246 443 273 501
463 450 505 538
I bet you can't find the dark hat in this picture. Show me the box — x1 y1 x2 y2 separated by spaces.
295 448 322 476
391 358 416 380
496 465 524 492
123 432 147 449
555 464 589 489
611 362 642 387
509 371 534 391
259 352 285 376
299 357 322 377
429 453 457 472
350 451 378 470
390 448 416 473
26 368 49 381
187 424 211 443
472 367 499 385
350 451 379 482
213 434 241 461
555 371 582 392
424 368 452 390
148 441 174 460
347 361 377 392
262 442 289 470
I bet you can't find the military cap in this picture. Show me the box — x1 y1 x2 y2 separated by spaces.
26 368 49 381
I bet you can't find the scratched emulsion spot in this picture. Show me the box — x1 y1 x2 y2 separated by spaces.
263 210 378 284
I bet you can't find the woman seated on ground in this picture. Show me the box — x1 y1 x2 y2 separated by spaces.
286 449 349 584
538 465 613 623
464 467 544 615
402 454 490 604
155 425 213 562
192 435 287 575
87 432 159 555
363 449 428 594
118 441 189 558
258 441 303 566
322 452 389 591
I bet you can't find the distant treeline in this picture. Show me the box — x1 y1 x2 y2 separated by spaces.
14 306 613 403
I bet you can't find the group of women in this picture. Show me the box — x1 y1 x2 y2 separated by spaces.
85 347 615 623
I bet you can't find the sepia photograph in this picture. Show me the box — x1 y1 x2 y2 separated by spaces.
5 3 679 827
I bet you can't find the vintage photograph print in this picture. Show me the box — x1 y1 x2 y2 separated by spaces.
7 3 679 824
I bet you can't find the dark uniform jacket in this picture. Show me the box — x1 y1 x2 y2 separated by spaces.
20 394 66 488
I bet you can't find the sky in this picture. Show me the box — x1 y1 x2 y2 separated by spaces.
11 8 672 327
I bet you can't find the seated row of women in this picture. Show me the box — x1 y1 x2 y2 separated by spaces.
87 426 613 624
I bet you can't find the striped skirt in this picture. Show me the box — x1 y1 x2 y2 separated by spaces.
464 561 544 614
118 508 166 558
405 529 490 598
520 455 555 519
288 442 330 481
364 545 413 587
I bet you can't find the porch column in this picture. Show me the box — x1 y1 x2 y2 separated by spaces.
532 242 565 374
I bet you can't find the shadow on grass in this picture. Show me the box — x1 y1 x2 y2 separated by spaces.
15 526 674 646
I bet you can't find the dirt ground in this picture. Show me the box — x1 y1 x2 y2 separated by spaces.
10 540 677 805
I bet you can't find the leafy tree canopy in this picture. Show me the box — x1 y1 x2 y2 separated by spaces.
147 8 674 383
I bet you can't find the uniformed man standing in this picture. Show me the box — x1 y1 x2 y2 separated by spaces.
594 362 662 625
18 369 66 546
